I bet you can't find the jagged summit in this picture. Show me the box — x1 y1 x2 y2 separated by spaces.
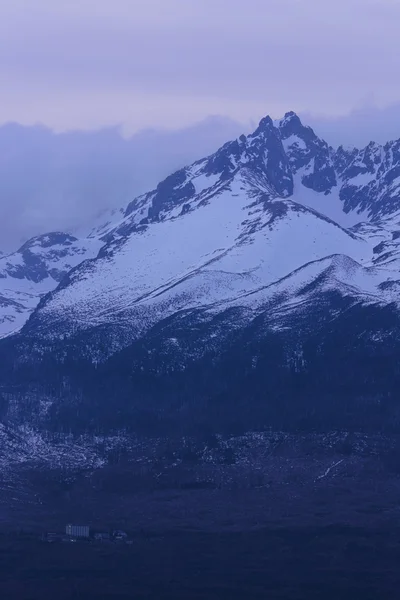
2 110 400 440
251 114 275 136
1 109 400 343
10 110 400 352
277 110 304 131
278 111 320 144
17 232 78 252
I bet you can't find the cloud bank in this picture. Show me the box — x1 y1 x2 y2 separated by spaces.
2 1 400 250
0 116 246 251
1 0 400 131
3 102 400 252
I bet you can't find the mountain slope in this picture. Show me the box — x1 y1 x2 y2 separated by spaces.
3 111 400 437
0 232 102 337
19 113 400 353
6 111 400 343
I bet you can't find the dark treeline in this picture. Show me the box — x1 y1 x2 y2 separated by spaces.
1 293 400 438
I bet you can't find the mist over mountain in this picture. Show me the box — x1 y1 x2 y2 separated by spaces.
3 109 400 435
4 103 400 254
5 4 400 594
2 108 400 558
302 102 400 148
0 115 246 251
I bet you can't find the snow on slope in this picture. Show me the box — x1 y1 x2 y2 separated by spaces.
31 168 380 346
0 232 102 337
229 254 388 317
290 171 369 228
9 110 400 348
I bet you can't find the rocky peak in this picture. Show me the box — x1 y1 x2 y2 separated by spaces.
0 231 100 285
132 114 295 227
276 112 337 194
250 115 275 137
277 111 305 138
18 232 78 253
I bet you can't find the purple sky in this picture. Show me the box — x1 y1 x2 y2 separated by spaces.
1 0 399 132
2 0 400 250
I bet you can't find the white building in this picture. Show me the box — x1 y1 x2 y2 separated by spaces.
66 524 90 538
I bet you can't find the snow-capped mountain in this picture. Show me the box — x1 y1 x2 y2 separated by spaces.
0 232 102 337
17 112 400 351
5 110 400 343
3 111 400 437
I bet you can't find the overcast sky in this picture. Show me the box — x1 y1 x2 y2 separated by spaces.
1 0 400 132
2 0 400 251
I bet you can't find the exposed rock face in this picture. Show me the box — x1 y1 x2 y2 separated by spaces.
3 112 400 451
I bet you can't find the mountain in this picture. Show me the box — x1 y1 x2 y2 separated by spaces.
0 116 245 251
16 113 400 348
3 111 400 439
0 232 102 338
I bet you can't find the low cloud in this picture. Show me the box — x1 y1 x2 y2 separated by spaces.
0 116 246 251
303 103 400 147
3 100 400 253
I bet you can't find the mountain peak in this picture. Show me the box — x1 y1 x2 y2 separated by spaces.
283 110 301 123
251 115 275 137
277 111 307 139
18 232 78 253
249 112 303 139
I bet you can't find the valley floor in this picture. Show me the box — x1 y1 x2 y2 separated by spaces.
1 528 400 599
2 432 400 597
2 435 400 533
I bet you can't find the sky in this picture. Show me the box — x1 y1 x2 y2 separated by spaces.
2 0 400 132
0 117 246 251
2 0 400 250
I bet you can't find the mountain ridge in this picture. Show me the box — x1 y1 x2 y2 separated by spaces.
16 111 400 349
2 111 400 439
